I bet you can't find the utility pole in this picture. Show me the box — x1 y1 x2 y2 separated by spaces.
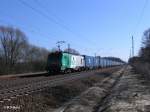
94 53 96 66
132 36 134 57
68 44 70 53
129 48 132 59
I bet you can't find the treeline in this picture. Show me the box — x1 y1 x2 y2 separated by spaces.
129 28 150 77
129 28 150 63
0 26 49 75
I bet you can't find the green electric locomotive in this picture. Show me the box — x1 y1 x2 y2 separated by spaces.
46 52 85 73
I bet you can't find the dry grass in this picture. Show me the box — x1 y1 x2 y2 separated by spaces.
0 73 109 112
132 62 150 80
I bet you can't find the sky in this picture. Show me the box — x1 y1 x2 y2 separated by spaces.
0 0 150 61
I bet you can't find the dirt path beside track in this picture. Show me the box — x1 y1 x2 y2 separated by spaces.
97 66 150 112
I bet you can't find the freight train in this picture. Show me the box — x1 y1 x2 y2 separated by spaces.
46 51 124 73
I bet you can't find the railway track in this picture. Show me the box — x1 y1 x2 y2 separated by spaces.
0 67 121 89
0 70 94 89
0 69 103 89
0 67 121 102
0 71 47 79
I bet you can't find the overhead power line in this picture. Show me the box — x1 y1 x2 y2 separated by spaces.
17 0 106 56
34 0 65 24
133 0 148 35
130 0 148 57
0 17 56 43
18 0 79 37
0 15 87 52
18 0 99 48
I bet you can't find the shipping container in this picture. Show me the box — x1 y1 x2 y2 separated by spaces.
94 56 101 68
84 55 94 69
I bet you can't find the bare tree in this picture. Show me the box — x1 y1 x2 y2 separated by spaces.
0 46 3 58
139 28 150 62
0 26 27 66
0 26 51 74
0 46 3 64
143 28 150 48
21 45 49 71
25 45 49 62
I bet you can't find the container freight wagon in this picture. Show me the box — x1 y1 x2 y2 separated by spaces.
108 60 113 66
108 60 112 67
101 58 107 68
94 56 101 68
46 52 85 73
84 55 102 69
84 55 95 70
100 58 104 68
